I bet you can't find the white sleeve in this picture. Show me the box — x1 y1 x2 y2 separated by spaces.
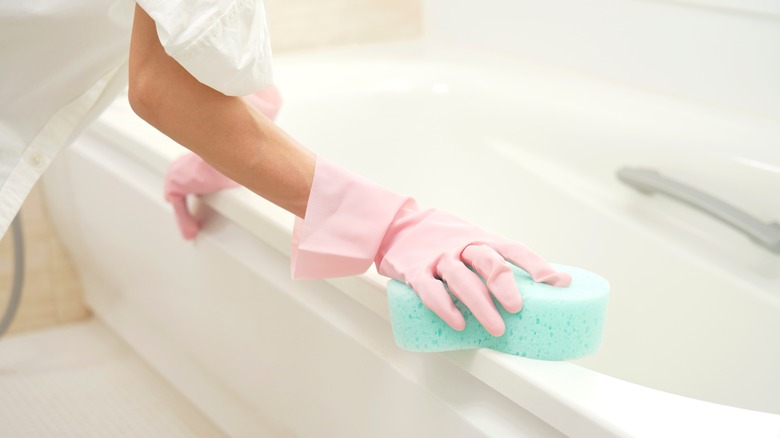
136 0 273 96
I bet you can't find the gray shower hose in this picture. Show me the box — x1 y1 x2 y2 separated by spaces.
0 213 25 338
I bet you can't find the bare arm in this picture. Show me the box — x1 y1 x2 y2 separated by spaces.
128 4 314 218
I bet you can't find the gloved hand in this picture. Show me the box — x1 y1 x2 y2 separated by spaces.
164 154 239 239
292 157 571 336
164 86 282 239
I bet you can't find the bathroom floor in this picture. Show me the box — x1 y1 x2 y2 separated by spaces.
0 319 225 437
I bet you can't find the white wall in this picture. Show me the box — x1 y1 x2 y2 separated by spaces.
423 0 780 119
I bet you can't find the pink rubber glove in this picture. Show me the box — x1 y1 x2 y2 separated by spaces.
164 86 282 240
164 155 239 239
292 157 571 336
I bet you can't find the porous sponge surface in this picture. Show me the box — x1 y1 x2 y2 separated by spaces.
387 264 609 360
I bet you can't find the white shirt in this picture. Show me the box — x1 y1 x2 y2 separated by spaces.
0 0 273 237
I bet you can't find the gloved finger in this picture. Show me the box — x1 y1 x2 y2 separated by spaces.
436 258 505 337
411 276 466 331
169 195 199 240
461 244 522 313
488 238 572 287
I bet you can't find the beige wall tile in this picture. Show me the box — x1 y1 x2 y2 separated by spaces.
267 0 422 53
0 184 89 336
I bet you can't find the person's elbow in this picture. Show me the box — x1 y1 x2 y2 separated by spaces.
127 63 160 125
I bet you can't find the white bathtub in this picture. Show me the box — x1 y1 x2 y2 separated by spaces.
42 41 780 437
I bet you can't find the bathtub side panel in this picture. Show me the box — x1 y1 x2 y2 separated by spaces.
41 131 567 438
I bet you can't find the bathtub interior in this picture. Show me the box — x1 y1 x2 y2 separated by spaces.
270 45 780 415
43 42 780 430
277 52 780 288
277 48 780 232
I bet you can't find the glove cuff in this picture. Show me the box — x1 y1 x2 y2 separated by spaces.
290 156 417 279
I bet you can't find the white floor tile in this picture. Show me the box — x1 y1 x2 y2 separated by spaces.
0 319 226 437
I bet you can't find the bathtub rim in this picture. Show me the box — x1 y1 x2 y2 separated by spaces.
86 43 780 436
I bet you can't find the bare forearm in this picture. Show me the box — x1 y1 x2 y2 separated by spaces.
128 4 314 218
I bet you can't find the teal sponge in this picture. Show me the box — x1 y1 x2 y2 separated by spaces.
387 264 609 360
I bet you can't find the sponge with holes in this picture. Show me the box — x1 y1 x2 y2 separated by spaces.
386 263 609 360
